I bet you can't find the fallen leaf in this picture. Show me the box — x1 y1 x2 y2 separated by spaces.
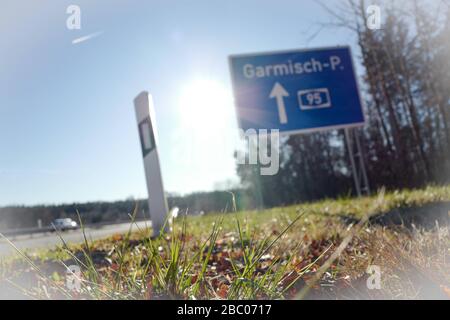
217 284 229 299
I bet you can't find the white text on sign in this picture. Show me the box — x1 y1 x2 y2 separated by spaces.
243 56 343 79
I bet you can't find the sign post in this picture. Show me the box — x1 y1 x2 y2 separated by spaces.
134 91 169 237
344 128 370 196
229 46 370 196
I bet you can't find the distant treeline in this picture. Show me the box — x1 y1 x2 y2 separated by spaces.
0 189 258 230
237 0 450 208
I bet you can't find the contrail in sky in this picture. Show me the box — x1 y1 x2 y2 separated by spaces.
72 31 104 44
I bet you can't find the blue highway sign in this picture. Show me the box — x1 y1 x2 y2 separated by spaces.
229 46 365 135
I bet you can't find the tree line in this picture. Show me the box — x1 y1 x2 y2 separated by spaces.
0 190 253 230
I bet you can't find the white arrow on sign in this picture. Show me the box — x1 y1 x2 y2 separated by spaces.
269 82 289 124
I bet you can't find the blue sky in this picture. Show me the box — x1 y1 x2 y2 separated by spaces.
0 0 355 206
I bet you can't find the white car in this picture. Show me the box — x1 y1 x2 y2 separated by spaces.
52 218 78 231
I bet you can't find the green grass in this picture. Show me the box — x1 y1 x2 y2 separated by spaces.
1 185 449 300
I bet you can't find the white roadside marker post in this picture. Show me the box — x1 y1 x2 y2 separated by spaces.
134 91 169 237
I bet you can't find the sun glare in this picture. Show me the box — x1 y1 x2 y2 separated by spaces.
178 79 234 131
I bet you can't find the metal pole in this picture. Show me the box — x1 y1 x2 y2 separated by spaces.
345 128 361 197
354 128 370 195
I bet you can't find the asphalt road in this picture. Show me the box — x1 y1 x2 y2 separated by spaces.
0 220 152 257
